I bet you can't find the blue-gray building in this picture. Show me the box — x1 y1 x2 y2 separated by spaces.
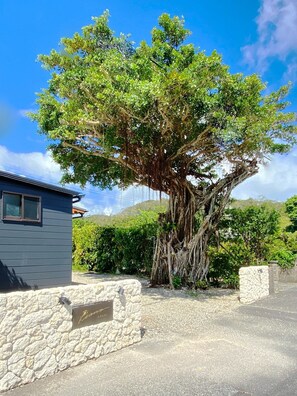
0 171 82 291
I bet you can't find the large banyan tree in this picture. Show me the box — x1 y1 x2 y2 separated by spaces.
33 12 297 286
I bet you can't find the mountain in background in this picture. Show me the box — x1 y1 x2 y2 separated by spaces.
85 199 168 226
83 198 290 230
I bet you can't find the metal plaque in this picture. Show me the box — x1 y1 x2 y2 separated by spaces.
72 300 113 329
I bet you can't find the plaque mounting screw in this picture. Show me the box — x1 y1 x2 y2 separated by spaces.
118 286 125 296
59 296 72 306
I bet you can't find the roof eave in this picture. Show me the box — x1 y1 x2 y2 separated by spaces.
0 170 82 197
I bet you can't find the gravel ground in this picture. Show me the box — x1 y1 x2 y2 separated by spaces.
72 272 240 341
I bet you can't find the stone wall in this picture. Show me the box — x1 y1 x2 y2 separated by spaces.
0 280 141 392
239 266 269 304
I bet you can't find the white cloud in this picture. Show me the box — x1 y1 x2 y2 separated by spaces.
242 0 297 80
233 150 297 201
0 145 62 183
103 207 113 216
284 62 297 82
78 198 110 216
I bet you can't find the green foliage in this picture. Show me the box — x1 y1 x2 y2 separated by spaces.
209 205 281 288
95 227 117 272
285 195 297 231
172 275 182 289
208 245 242 287
222 274 239 289
269 248 295 269
113 223 157 274
208 204 297 285
72 220 103 271
279 231 297 253
267 236 296 268
32 12 296 193
220 206 280 264
72 214 157 274
231 198 290 231
195 280 208 290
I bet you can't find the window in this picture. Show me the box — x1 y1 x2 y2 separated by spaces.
2 192 41 222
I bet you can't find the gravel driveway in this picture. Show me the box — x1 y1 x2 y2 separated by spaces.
72 272 240 341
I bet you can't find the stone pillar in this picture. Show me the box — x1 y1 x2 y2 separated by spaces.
239 266 269 304
268 262 279 294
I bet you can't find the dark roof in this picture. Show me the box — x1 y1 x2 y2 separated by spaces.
0 170 82 197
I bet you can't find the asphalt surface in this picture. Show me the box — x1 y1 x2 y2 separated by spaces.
5 284 297 396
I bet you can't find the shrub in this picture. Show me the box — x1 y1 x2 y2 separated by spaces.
195 280 208 290
208 245 242 288
267 235 296 269
220 206 280 264
207 205 281 288
112 223 156 274
278 231 297 253
285 195 297 231
72 221 103 271
221 274 239 289
269 248 296 269
172 275 182 289
72 215 157 275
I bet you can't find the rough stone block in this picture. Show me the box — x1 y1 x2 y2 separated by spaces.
239 266 269 304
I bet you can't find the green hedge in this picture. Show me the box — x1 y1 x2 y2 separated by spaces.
72 214 157 275
73 204 297 282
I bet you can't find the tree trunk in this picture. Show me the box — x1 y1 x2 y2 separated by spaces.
150 189 197 286
150 190 223 287
150 162 258 287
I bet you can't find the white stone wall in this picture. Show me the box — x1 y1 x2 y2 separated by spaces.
0 280 141 392
239 266 269 304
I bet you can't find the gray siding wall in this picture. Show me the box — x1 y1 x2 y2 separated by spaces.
0 176 73 290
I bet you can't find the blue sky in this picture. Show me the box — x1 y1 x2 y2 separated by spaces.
1 0 297 214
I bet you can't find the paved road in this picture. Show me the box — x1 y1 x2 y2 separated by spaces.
5 284 297 396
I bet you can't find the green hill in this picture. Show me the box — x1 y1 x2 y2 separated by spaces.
85 199 168 227
82 197 290 230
